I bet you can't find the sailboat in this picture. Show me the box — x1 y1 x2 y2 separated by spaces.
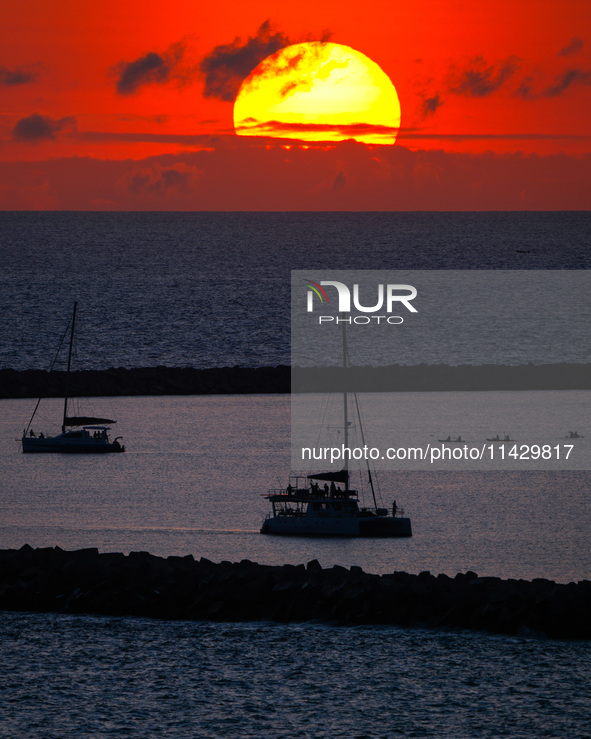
21 302 125 454
261 322 411 538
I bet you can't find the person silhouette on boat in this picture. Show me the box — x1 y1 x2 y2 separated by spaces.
504 434 510 441
286 483 294 494
324 483 329 495
445 435 451 442
29 429 35 437
456 436 462 442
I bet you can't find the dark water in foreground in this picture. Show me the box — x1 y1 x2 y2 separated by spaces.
1 612 590 739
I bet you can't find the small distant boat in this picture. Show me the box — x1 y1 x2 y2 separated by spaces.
438 436 466 443
261 322 411 538
485 435 515 442
567 431 584 439
21 302 125 454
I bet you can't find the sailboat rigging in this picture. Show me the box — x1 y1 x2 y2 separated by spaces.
21 302 125 454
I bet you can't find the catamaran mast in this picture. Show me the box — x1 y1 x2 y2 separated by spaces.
343 315 379 510
62 301 77 433
342 317 349 494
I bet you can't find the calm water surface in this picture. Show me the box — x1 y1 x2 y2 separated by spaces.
1 212 590 370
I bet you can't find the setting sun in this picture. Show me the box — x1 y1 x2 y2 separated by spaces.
233 42 401 145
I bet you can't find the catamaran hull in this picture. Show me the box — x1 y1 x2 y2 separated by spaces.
358 516 412 537
261 515 412 538
261 515 359 536
22 438 124 453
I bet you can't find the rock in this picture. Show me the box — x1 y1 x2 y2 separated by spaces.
0 366 291 399
0 546 589 639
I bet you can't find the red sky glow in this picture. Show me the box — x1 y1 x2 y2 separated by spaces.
1 0 589 209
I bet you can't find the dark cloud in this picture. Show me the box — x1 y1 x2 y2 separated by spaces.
397 131 590 141
516 68 591 99
559 37 583 57
421 93 443 117
74 128 590 147
514 76 536 100
12 113 76 142
332 171 346 191
200 20 292 101
448 56 520 97
128 167 193 195
121 164 201 203
115 42 190 95
544 68 591 96
0 64 41 86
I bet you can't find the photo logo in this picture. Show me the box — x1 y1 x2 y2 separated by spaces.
306 279 418 323
304 279 329 309
306 280 417 312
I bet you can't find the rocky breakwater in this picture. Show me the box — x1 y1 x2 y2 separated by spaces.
1 546 589 639
3 363 591 400
0 366 290 399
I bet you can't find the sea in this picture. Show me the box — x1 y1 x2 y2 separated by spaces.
1 212 590 737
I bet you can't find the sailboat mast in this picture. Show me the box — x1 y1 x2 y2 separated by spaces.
342 317 349 493
62 301 77 433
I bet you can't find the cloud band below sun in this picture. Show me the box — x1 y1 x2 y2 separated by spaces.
235 118 402 143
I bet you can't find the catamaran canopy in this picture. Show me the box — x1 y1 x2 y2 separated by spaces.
65 416 116 426
307 470 349 483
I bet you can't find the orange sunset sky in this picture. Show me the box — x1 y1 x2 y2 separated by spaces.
1 0 589 210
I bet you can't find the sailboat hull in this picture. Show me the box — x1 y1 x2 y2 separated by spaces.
22 435 124 454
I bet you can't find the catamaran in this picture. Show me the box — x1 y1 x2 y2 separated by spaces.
260 472 411 537
21 302 125 454
261 322 411 538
